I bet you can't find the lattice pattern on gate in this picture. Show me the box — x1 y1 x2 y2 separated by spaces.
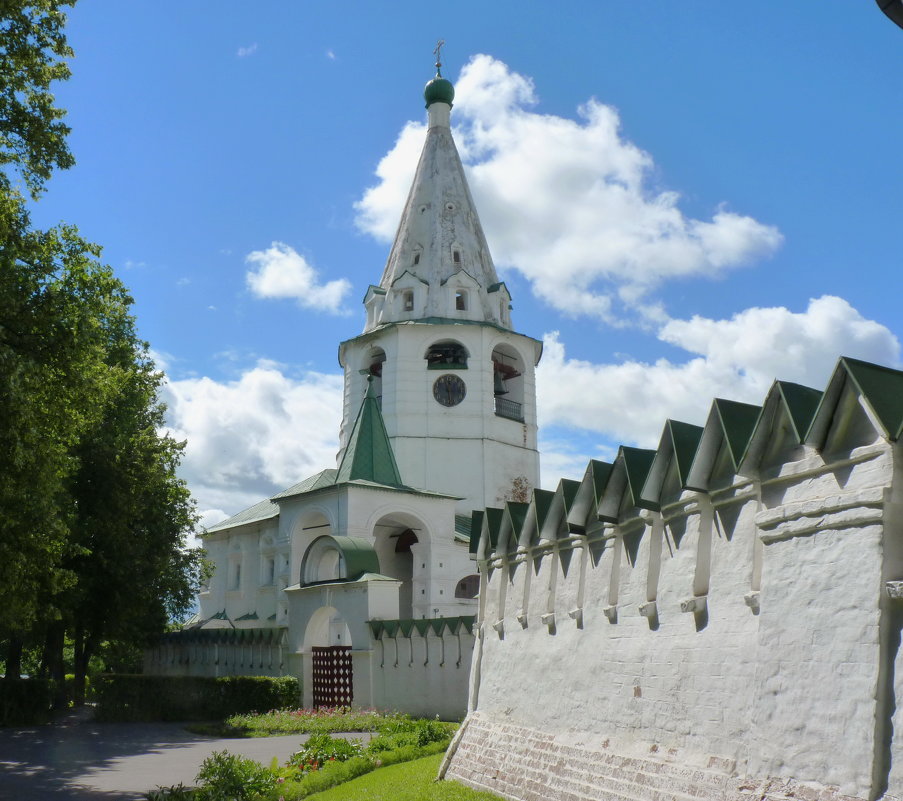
311 645 353 708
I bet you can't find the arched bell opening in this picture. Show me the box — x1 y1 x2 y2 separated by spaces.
425 340 468 370
360 346 386 406
491 344 525 421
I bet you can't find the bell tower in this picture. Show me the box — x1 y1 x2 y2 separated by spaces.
338 54 542 512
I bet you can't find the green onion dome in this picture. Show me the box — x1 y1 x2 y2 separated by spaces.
424 73 455 108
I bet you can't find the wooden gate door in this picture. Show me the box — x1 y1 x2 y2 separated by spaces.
311 645 353 708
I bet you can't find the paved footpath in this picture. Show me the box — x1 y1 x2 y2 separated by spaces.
0 710 370 800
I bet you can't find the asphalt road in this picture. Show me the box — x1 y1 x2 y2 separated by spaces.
0 709 369 800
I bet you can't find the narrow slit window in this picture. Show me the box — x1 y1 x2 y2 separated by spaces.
453 250 461 264
403 290 414 312
413 253 420 265
455 290 467 311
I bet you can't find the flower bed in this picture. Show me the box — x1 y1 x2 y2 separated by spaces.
148 713 458 800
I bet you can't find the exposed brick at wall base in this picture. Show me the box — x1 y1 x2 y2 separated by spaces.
445 713 902 801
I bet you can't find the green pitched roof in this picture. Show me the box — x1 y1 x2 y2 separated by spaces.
667 420 704 487
502 501 529 551
777 381 824 441
484 507 504 550
714 399 762 470
454 514 472 544
569 459 615 532
841 357 903 440
505 501 529 535
271 469 338 500
532 489 555 531
640 420 703 508
335 379 403 486
469 510 484 555
206 498 278 533
559 478 581 514
621 447 658 511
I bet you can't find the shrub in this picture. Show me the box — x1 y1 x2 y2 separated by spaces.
288 734 366 774
208 706 404 738
195 750 277 801
94 674 299 722
145 783 199 800
0 678 53 726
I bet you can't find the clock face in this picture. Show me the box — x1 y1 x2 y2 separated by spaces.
433 374 466 407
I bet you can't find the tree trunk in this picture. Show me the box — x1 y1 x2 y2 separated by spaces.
4 637 23 681
71 627 99 706
44 622 66 709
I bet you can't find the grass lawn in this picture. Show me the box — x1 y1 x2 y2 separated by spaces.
304 753 502 801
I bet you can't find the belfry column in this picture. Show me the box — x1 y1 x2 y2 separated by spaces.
338 52 542 512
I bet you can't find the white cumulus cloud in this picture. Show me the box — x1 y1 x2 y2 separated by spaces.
237 43 258 58
355 54 782 322
245 242 352 314
537 295 901 449
162 363 344 517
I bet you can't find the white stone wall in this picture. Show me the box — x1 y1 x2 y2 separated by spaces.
369 630 474 720
451 442 901 801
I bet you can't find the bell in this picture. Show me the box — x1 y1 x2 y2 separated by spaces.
494 371 508 396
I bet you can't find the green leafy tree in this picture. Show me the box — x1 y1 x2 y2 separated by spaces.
61 346 204 701
0 190 132 676
0 3 207 698
0 0 76 197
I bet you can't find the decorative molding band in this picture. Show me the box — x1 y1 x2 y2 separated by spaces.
757 487 885 543
757 442 888 487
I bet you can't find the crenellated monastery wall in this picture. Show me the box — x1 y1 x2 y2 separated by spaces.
446 406 903 801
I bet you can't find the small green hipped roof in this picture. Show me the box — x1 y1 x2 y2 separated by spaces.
335 378 403 486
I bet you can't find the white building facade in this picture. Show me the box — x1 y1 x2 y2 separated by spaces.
147 65 540 719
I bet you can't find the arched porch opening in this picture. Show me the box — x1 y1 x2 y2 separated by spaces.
372 512 429 619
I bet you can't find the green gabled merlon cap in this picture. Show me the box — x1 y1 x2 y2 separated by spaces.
559 478 581 513
666 420 704 488
775 381 823 442
620 447 658 511
335 378 404 487
484 506 504 549
714 398 762 471
529 488 555 544
469 510 484 555
587 459 614 504
839 357 903 441
505 502 529 546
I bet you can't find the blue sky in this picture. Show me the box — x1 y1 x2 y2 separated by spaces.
28 3 903 525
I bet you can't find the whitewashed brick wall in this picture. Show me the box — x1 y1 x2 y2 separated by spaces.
449 444 903 801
